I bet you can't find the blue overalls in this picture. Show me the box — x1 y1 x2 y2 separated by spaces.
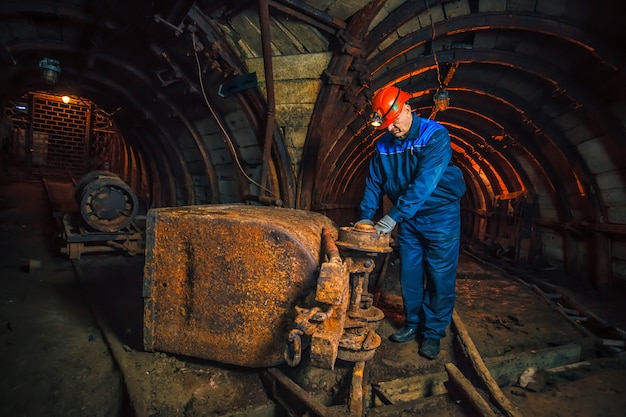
360 115 466 339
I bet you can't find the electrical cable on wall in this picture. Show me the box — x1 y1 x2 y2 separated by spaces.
424 0 450 119
191 30 278 200
426 0 443 90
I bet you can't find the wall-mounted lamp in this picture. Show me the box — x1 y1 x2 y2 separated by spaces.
433 87 450 112
39 58 61 84
61 95 70 104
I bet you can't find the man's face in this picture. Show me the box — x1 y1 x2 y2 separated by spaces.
387 104 412 138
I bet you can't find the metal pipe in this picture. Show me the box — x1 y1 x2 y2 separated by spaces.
258 0 276 197
322 228 341 261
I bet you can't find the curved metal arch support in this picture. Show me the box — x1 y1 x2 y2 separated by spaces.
368 11 624 75
127 122 178 207
187 9 296 205
442 97 573 223
153 91 219 204
73 73 192 207
366 33 626 206
68 86 178 207
235 90 297 207
317 119 394 201
76 83 160 201
69 72 183 204
366 30 626 197
451 144 490 241
121 138 150 206
4 22 269 207
152 38 248 202
314 100 526 214
446 125 512 196
309 128 377 212
452 144 488 210
367 62 604 225
340 88 576 272
446 83 602 219
315 118 511 224
439 110 530 191
99 41 256 205
374 50 624 155
317 143 373 206
297 0 388 210
439 49 625 146
453 140 507 205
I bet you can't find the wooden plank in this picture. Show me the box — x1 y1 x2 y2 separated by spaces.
375 343 581 404
445 363 498 417
453 309 523 417
483 343 582 386
367 393 458 417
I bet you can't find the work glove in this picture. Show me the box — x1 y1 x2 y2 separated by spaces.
374 215 396 234
355 219 375 227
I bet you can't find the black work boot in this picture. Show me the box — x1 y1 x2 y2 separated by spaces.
418 338 440 359
389 327 418 343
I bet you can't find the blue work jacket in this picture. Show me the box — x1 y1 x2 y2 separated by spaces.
360 114 466 223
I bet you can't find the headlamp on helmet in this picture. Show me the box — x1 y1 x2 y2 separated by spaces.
369 111 384 127
368 86 410 130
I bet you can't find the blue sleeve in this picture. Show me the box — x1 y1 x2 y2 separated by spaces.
359 153 384 220
389 129 452 222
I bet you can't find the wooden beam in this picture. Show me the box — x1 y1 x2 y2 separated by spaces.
452 309 523 417
372 343 581 405
445 363 498 417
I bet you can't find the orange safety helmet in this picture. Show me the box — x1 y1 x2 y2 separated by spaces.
369 86 411 129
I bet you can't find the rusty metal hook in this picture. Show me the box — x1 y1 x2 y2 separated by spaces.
284 329 303 367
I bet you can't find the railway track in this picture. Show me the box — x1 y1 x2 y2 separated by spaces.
37 176 626 416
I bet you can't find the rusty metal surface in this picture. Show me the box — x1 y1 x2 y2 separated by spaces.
335 225 392 254
289 227 390 371
143 204 338 368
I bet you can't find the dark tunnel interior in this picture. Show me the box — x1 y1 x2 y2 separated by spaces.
1 1 626 415
2 0 625 290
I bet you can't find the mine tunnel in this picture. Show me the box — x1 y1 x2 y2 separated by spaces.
1 1 625 417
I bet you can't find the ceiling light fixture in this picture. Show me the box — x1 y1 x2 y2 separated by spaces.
424 0 450 118
433 87 450 112
39 58 61 84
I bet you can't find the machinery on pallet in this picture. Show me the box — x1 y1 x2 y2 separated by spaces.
143 204 391 416
61 170 142 259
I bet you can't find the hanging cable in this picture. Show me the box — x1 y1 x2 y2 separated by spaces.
425 0 443 88
424 0 450 119
191 30 278 199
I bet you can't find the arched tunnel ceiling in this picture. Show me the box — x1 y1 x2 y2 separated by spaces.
1 0 625 285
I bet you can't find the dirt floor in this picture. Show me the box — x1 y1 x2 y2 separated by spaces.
2 175 626 417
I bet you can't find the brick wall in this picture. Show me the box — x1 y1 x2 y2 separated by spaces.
32 93 90 177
